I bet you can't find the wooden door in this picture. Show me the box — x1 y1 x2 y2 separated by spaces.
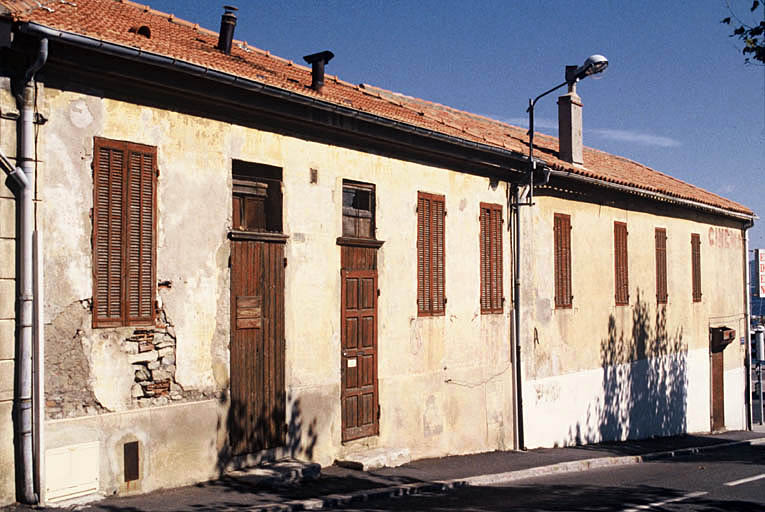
711 351 725 431
341 269 379 442
230 239 285 455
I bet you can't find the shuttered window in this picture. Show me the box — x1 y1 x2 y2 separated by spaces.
655 228 668 304
614 221 629 306
480 203 503 314
93 137 156 327
691 233 702 302
417 192 445 316
554 213 572 308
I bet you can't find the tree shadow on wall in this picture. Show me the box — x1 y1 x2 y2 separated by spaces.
213 390 318 477
570 290 688 445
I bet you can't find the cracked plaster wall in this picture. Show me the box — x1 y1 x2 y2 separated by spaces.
40 90 230 418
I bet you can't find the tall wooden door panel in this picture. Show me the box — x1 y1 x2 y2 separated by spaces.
230 240 285 455
711 351 724 431
341 269 378 442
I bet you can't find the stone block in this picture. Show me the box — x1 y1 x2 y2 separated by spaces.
157 347 174 358
0 239 14 279
131 384 144 398
128 350 158 364
0 198 14 239
0 280 14 319
335 447 411 471
134 367 150 381
0 319 14 360
148 360 160 370
0 401 15 504
0 360 13 402
151 369 172 381
161 354 176 366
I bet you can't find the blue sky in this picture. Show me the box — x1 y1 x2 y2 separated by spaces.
148 1 764 248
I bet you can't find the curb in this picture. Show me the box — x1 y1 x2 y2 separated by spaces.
251 436 765 511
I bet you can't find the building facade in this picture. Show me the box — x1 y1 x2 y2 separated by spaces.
0 0 755 505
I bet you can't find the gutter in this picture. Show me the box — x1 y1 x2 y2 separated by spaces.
547 168 755 222
17 22 529 171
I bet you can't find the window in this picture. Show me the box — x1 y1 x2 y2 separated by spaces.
232 160 282 233
614 221 629 305
480 203 503 314
417 192 445 316
554 213 572 308
655 228 668 304
92 137 156 327
691 233 702 302
342 181 375 239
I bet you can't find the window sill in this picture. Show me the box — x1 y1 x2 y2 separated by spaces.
336 237 384 248
229 230 289 242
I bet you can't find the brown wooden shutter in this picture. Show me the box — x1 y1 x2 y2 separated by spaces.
92 137 156 327
691 233 702 302
480 203 503 314
93 143 125 327
554 213 572 308
126 147 156 324
655 228 668 304
417 192 445 316
614 221 629 305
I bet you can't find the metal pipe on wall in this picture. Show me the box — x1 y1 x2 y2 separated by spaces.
12 36 47 505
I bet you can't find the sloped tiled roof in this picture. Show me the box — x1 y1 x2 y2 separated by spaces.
0 0 752 216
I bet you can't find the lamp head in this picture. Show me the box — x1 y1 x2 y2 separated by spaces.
569 54 608 83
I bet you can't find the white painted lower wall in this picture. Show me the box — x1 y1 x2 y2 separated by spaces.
522 348 741 448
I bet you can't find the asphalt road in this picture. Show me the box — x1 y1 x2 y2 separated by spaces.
345 443 765 511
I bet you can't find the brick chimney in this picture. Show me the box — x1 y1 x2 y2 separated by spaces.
558 65 583 166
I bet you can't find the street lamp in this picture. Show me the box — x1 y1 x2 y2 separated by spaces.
525 54 608 204
511 54 607 452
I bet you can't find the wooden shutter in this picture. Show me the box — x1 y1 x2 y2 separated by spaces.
655 228 668 304
691 233 702 302
614 221 629 305
554 213 572 308
93 143 125 327
126 148 156 324
92 137 156 327
481 203 503 314
417 192 445 316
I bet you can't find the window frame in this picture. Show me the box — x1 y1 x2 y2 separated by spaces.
92 136 157 328
655 228 668 304
342 180 376 240
480 203 503 314
691 233 702 302
614 221 629 306
417 191 446 317
554 213 573 309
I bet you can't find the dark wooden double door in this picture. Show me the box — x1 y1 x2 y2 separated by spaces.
230 238 285 455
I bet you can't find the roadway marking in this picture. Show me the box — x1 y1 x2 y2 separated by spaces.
621 491 708 511
724 473 765 487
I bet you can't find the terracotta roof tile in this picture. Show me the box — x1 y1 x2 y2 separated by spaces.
0 0 752 216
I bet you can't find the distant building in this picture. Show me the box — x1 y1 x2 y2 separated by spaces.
0 0 755 506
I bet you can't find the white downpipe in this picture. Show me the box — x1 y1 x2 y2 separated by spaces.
33 231 44 503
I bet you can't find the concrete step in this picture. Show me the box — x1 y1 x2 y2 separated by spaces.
227 458 321 486
335 447 411 471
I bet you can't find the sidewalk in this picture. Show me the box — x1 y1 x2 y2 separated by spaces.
5 430 765 512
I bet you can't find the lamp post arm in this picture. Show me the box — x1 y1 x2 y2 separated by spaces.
524 79 568 205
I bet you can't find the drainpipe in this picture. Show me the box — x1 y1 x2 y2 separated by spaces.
512 184 525 450
743 221 754 430
12 36 48 505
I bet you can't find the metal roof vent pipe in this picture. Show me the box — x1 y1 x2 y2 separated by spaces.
303 50 334 93
217 5 237 54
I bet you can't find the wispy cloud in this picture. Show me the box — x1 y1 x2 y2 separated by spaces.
589 129 681 148
719 183 735 195
484 114 681 148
